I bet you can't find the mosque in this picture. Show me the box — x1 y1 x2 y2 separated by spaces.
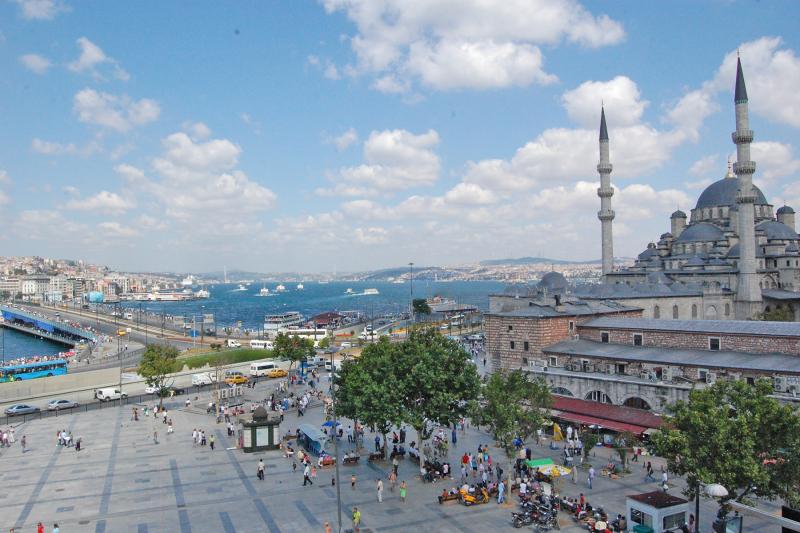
583 57 800 321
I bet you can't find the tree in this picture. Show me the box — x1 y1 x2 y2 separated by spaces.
758 306 794 321
412 298 431 316
393 328 481 473
472 369 551 488
272 333 315 372
613 431 636 472
652 379 800 510
581 432 600 465
317 336 331 349
335 337 402 455
137 344 179 408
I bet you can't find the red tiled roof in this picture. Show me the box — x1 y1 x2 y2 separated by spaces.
552 411 648 435
552 396 664 431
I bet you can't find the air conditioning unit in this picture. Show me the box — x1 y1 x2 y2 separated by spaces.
661 367 672 382
774 376 787 392
606 364 615 375
706 372 717 384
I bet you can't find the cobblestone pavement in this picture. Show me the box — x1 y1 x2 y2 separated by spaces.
0 367 782 532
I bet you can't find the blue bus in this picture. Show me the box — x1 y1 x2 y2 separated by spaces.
0 359 68 382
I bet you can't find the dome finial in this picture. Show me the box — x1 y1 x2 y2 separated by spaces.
725 155 735 178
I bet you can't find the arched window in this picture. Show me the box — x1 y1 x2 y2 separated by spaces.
653 305 660 319
691 304 698 318
672 305 679 319
585 391 613 404
725 303 730 316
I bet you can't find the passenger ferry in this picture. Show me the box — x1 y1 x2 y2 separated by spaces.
264 311 304 331
296 283 304 290
363 288 380 296
258 286 270 296
275 284 286 292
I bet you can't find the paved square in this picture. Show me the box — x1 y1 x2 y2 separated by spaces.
0 379 781 532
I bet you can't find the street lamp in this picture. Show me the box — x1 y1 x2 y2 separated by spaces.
695 481 729 533
329 350 343 533
408 262 414 331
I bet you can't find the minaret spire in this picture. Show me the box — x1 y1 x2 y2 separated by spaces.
731 57 762 319
597 105 614 277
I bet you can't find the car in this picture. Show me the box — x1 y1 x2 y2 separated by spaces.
225 375 249 385
5 404 40 416
266 368 288 378
145 385 159 394
158 386 185 397
47 399 79 411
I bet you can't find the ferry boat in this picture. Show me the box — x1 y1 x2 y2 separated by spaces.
392 279 405 284
180 275 195 287
195 288 210 298
296 283 304 290
275 284 286 292
363 288 379 296
264 311 304 331
146 290 196 302
345 288 354 294
258 286 270 296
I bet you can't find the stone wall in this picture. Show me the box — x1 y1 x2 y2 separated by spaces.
578 324 800 354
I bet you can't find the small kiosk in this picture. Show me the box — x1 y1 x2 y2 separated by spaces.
297 423 329 456
626 491 689 533
241 406 280 453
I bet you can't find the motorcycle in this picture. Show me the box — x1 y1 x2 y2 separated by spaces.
458 487 490 506
535 509 560 531
511 509 537 529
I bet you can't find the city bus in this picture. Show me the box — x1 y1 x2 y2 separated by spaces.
0 359 68 382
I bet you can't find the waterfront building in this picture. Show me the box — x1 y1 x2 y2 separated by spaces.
597 58 800 320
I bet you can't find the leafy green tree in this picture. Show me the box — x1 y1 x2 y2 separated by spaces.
581 432 600 465
335 338 402 455
412 298 431 317
317 336 331 349
393 328 481 472
272 333 315 372
758 306 794 321
472 369 551 486
653 379 800 509
137 344 179 407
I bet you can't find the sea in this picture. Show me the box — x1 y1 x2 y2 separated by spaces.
1 327 66 362
118 280 507 330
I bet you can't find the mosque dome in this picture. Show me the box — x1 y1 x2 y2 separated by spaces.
777 205 795 215
685 255 706 267
695 177 768 210
670 210 687 219
756 220 799 240
674 222 725 243
538 272 569 292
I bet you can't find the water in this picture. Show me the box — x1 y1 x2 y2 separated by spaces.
0 327 66 362
119 280 505 330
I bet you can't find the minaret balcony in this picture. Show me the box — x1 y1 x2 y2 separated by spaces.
736 190 758 204
598 209 615 221
597 162 613 173
733 161 756 175
731 130 754 144
597 187 614 198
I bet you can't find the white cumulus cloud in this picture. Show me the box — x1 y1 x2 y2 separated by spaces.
68 37 129 81
13 0 69 20
64 191 136 214
19 53 52 74
73 89 160 132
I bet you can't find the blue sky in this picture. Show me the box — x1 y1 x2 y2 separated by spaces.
1 0 799 273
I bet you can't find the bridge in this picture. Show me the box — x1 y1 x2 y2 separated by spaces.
1 305 96 346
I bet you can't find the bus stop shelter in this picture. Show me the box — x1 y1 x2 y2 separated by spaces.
297 423 328 456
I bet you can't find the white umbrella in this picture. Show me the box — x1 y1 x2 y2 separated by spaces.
705 483 729 498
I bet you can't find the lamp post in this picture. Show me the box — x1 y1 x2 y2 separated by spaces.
695 481 729 532
329 350 343 533
408 262 414 331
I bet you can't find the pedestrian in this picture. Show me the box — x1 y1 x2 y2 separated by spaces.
376 478 383 503
153 430 158 445
351 474 356 489
451 427 457 445
37 523 44 533
311 465 317 481
588 466 595 489
75 438 82 452
257 459 265 480
209 434 215 451
633 446 641 462
374 435 381 452
497 479 505 504
21 435 26 453
645 462 655 482
52 525 59 533
688 513 696 533
292 461 297 473
351 507 361 533
388 470 397 491
324 521 332 533
303 464 313 485
392 456 399 475
661 470 669 491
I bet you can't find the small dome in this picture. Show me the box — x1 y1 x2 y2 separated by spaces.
727 244 765 258
638 247 659 261
538 272 569 292
670 210 687 219
786 243 799 254
685 255 706 267
660 232 673 240
756 220 799 241
777 205 795 215
253 406 269 421
708 258 729 266
674 222 725 243
646 272 673 284
695 177 768 210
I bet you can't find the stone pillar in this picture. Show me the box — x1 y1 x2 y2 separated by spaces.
670 210 687 239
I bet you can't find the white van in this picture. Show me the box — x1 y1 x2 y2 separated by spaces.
123 312 133 320
192 372 216 386
249 339 274 350
250 361 277 377
311 355 327 367
226 339 242 348
324 360 342 372
95 387 127 401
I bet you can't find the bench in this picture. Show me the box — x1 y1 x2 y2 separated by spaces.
438 491 460 504
342 456 360 466
368 452 385 462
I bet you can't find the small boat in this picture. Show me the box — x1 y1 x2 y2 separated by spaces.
392 279 405 284
195 289 210 298
346 288 354 294
318 280 329 284
233 284 247 292
296 283 304 290
258 287 270 296
363 288 379 296
275 284 286 292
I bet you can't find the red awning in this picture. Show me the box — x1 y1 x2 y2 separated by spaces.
553 411 648 435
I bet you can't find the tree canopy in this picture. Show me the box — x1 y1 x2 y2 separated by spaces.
412 298 432 316
272 333 315 370
137 344 179 407
652 379 800 507
472 369 552 461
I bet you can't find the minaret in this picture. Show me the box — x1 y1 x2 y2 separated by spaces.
732 57 762 319
597 106 615 277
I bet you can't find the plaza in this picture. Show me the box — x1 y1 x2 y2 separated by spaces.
0 363 783 533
